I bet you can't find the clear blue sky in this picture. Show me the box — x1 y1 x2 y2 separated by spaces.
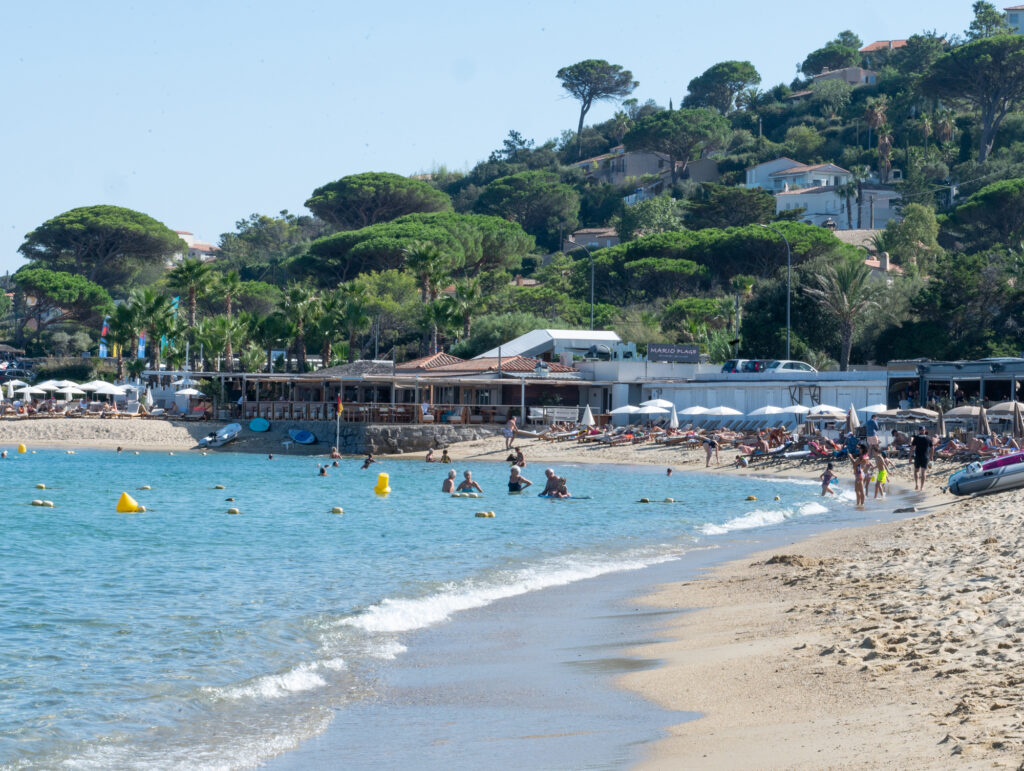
1 0 974 275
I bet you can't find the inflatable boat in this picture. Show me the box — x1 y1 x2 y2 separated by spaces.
946 451 1024 496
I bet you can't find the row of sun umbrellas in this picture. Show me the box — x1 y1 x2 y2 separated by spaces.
3 377 204 405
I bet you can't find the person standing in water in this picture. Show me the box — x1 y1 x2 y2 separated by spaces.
456 470 483 493
820 463 836 496
508 466 533 492
442 469 457 492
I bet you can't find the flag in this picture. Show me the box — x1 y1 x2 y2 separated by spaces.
138 330 146 359
336 393 343 415
98 315 110 358
162 296 179 351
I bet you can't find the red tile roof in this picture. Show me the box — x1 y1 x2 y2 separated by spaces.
419 355 577 375
771 163 849 177
397 352 465 370
859 39 908 52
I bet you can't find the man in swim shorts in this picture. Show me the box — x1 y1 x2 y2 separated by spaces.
503 416 517 450
508 466 532 492
442 469 456 492
871 447 891 499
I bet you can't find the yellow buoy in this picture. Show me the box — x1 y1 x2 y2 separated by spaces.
36 483 46 489
774 495 781 501
664 497 674 503
475 511 495 518
374 472 391 496
30 499 43 506
488 510 495 517
116 492 142 513
17 444 26 454
331 506 344 514
227 507 241 515
214 485 225 490
639 498 650 503
746 495 757 501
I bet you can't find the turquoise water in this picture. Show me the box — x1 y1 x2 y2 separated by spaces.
0 449 852 769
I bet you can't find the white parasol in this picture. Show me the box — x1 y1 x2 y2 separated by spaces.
609 405 640 415
748 405 785 416
176 387 204 396
640 398 675 409
15 386 46 397
703 406 743 416
34 380 62 392
857 403 889 414
144 386 154 408
782 404 811 415
679 405 708 415
56 386 86 399
93 383 127 396
636 405 669 416
581 403 595 427
807 404 842 415
669 405 679 429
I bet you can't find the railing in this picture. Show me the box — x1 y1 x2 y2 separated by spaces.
234 401 583 425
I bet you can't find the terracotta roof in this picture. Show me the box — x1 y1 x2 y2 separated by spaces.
397 352 464 370
785 89 812 99
865 258 905 274
859 40 908 52
174 230 193 235
189 243 217 252
570 227 618 236
420 355 577 375
771 163 850 177
1005 4 1024 10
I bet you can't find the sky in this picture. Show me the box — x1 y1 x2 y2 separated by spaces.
1 0 976 275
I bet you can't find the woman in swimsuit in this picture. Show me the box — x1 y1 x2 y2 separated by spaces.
508 466 533 492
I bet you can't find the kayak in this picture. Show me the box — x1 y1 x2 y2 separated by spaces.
249 417 270 432
288 429 316 445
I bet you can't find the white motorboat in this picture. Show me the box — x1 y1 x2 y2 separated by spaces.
198 423 242 448
946 450 1024 496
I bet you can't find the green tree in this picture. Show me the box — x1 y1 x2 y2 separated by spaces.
922 35 1024 162
473 171 580 251
12 269 113 346
305 172 453 231
810 78 852 118
215 270 243 371
682 60 761 114
18 205 185 292
803 257 879 371
451 278 486 339
623 108 731 184
966 1 1013 40
556 59 638 160
897 32 948 75
878 203 944 272
403 241 453 303
105 303 139 380
216 211 325 282
687 184 776 229
784 124 826 161
337 281 372 363
615 195 686 241
280 284 319 372
128 287 176 371
943 177 1024 250
800 31 863 76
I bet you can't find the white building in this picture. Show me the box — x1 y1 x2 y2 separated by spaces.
476 329 623 362
746 158 852 192
171 230 219 264
1005 4 1024 33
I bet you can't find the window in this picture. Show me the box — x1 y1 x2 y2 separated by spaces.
1011 13 1019 22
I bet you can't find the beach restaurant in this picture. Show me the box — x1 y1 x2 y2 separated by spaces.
886 358 1024 409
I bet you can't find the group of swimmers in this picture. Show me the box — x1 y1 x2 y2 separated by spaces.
439 465 571 497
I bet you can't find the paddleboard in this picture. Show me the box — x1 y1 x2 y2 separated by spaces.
249 417 270 432
288 428 316 445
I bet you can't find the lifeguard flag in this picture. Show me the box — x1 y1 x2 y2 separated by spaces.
337 394 343 413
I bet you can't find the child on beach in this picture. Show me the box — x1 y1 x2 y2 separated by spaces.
871 447 893 499
440 449 451 463
820 463 837 496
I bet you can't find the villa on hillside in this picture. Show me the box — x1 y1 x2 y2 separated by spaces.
171 230 219 264
573 145 719 205
1006 5 1024 33
811 66 877 87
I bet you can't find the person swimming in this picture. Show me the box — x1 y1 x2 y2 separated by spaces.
441 469 456 493
455 470 483 493
361 453 375 470
508 465 533 492
318 465 327 477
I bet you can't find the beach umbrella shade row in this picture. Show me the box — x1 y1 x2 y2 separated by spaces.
781 404 811 415
703 406 743 416
748 405 785 416
609 405 640 415
679 405 708 415
640 398 675 409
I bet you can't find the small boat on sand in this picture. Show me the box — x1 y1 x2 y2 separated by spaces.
198 423 242 448
946 451 1024 495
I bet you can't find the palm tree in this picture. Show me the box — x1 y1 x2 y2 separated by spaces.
877 125 894 183
215 270 243 371
863 95 888 150
803 258 879 372
129 288 175 371
919 114 933 148
280 283 318 372
450 278 486 339
249 312 290 372
338 281 371 363
315 289 343 367
403 241 451 303
106 303 139 381
239 343 266 373
166 258 212 329
193 317 225 372
935 110 955 145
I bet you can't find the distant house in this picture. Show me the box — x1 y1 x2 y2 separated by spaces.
172 230 219 264
745 158 851 192
859 39 908 53
776 183 900 230
1006 5 1024 33
864 252 905 283
812 66 877 87
563 227 620 253
573 145 719 193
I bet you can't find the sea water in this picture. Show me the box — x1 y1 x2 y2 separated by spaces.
0 450 854 769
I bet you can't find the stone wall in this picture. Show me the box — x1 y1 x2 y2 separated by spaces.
227 420 496 455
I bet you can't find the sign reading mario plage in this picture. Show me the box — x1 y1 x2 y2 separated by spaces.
646 343 700 363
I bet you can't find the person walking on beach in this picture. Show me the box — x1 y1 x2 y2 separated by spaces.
820 463 837 496
456 470 483 493
865 414 880 450
703 436 719 467
508 466 532 492
911 426 934 490
503 416 517 450
442 469 456 492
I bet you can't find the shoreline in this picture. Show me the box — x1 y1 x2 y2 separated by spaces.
7 420 1006 768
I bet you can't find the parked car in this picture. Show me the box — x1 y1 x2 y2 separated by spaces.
765 359 817 373
721 359 772 373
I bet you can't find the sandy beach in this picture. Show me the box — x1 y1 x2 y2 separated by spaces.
6 419 1019 768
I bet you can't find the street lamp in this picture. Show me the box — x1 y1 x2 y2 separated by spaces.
758 224 791 360
565 237 595 330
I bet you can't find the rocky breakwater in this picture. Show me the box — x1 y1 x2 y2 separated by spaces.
361 424 496 454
